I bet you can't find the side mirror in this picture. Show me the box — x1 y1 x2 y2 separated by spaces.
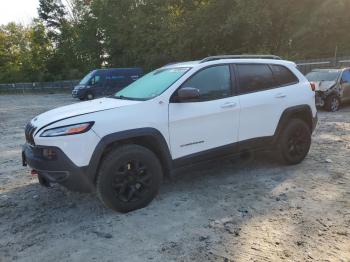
176 87 200 101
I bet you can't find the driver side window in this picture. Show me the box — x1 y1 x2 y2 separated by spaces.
91 75 101 85
181 65 232 101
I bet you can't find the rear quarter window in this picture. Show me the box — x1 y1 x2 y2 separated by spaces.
236 64 275 94
270 65 299 86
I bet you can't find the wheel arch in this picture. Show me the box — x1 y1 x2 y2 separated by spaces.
274 105 314 141
86 91 95 100
86 128 172 183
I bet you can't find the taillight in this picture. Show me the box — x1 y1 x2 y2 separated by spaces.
310 82 316 91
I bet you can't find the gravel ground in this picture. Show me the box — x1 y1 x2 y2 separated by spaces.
0 94 349 262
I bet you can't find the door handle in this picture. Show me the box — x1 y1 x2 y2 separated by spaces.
221 102 237 109
275 93 287 99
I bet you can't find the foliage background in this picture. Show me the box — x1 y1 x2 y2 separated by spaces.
0 0 349 83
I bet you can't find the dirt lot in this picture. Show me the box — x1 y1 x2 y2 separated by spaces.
0 94 349 262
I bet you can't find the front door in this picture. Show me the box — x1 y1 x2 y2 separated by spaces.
89 71 106 96
169 65 240 160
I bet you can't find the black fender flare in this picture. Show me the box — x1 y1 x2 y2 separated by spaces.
274 105 314 142
84 128 172 182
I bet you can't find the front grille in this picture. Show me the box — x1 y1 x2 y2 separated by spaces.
25 122 37 146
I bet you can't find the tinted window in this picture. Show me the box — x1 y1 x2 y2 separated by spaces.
271 65 299 86
182 65 231 101
341 70 350 83
237 64 275 94
79 70 96 85
91 74 102 85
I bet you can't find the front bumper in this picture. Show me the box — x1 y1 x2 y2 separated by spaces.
72 89 86 99
22 143 95 192
315 92 325 107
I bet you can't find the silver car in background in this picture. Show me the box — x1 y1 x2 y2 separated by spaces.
306 68 350 111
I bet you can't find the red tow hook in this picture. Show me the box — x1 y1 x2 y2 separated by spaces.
31 169 38 176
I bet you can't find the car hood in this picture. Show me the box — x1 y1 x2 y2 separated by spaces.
73 84 85 90
313 81 336 92
30 97 141 128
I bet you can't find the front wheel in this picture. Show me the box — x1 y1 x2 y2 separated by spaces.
278 119 311 165
86 92 94 100
96 145 163 213
324 94 340 112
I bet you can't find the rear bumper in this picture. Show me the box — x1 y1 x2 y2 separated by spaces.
22 143 95 193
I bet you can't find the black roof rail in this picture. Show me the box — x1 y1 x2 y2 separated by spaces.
200 55 282 63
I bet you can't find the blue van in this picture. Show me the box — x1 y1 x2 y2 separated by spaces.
72 68 143 100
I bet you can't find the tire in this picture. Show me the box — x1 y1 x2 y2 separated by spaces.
96 144 163 213
324 94 340 112
278 119 311 165
86 92 94 100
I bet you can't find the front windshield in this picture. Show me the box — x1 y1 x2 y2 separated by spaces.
79 70 96 85
306 70 341 82
114 67 190 100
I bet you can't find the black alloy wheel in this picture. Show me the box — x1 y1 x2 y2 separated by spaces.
287 126 310 159
325 95 340 112
97 145 162 212
279 119 311 165
112 160 152 203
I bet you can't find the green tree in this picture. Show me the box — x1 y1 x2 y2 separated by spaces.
2 0 350 84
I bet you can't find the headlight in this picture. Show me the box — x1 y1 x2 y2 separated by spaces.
40 122 94 137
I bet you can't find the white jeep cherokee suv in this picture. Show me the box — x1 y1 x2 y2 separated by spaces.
22 55 318 212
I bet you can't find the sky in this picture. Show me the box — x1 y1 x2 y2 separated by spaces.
0 0 40 25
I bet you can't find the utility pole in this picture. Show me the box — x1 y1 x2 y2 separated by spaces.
334 45 338 68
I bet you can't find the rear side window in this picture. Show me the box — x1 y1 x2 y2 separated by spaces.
270 65 299 86
237 64 275 94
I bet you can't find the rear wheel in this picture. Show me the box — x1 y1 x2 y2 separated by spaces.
278 119 311 165
324 94 340 112
97 145 163 212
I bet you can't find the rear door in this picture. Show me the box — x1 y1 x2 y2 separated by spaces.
235 63 299 144
169 65 240 159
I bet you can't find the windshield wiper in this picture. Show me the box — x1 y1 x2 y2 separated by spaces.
113 95 145 101
114 95 128 100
